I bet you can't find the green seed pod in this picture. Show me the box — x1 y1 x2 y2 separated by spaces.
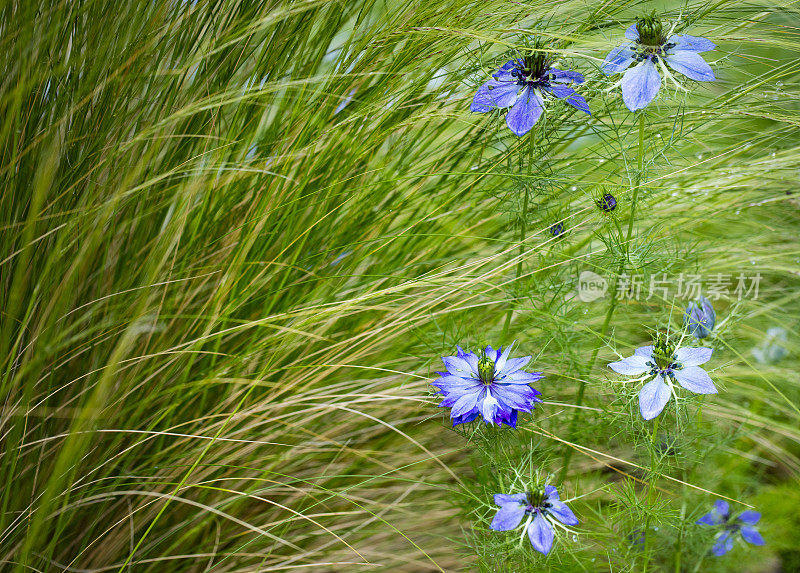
636 11 665 46
652 331 676 370
477 350 495 385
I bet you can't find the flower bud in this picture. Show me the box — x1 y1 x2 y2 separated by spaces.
549 222 565 237
684 296 715 339
596 193 617 213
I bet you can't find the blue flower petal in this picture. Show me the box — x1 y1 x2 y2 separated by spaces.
609 354 649 375
450 389 481 418
500 355 532 375
635 345 654 358
457 347 480 371
685 299 715 338
625 23 639 40
471 78 521 112
665 49 715 81
506 87 543 136
442 355 474 376
548 68 585 84
621 59 661 111
714 500 730 518
639 375 671 420
740 525 765 546
494 493 528 505
675 346 713 366
479 391 501 423
669 34 716 52
494 386 540 414
504 370 545 384
494 59 519 79
699 296 716 324
544 485 559 500
738 510 761 525
438 384 481 407
712 531 734 556
696 512 721 526
490 500 527 531
527 514 555 555
673 365 717 394
451 410 480 426
431 375 476 392
500 408 518 428
602 44 636 75
494 345 514 373
547 84 591 115
548 500 579 526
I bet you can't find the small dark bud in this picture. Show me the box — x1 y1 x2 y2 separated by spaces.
549 222 565 237
597 193 617 213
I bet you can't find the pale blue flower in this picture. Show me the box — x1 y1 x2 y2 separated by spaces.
608 334 716 420
752 327 789 364
490 486 578 555
602 15 715 111
697 500 765 556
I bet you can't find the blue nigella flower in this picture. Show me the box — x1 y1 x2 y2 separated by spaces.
608 332 717 420
752 326 789 364
490 485 579 555
471 52 590 136
431 344 543 427
684 295 715 339
602 13 715 111
697 500 765 556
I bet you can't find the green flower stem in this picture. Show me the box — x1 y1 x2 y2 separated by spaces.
502 129 535 341
627 113 647 243
559 112 646 483
674 479 688 573
643 416 660 573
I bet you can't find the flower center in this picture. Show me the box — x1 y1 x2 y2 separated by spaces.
526 487 547 510
635 12 665 47
511 53 552 88
632 42 676 64
651 332 677 371
477 352 495 385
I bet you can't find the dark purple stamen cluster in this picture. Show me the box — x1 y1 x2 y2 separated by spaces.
509 56 552 88
632 41 676 64
645 358 683 379
524 489 550 514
